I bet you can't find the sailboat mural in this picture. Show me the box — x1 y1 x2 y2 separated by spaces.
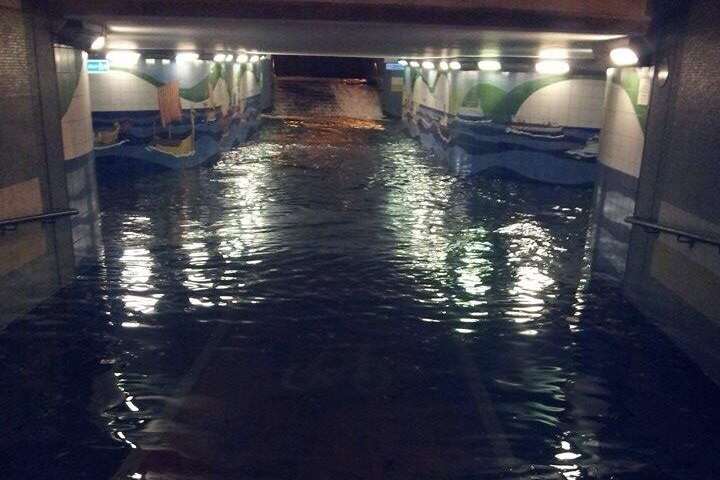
402 67 606 185
89 58 271 169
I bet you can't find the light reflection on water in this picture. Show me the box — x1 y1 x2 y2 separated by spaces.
1 118 720 479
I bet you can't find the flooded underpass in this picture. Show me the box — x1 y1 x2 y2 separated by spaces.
3 114 720 479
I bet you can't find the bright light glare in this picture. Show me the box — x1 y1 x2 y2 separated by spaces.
477 60 502 71
449 60 462 71
225 54 234 62
236 53 249 63
213 53 225 62
398 59 408 66
90 36 106 51
438 61 449 71
106 50 140 67
161 59 171 65
176 52 199 62
145 58 156 65
539 48 569 59
610 47 639 66
249 55 260 63
535 60 570 75
409 60 420 68
422 60 435 70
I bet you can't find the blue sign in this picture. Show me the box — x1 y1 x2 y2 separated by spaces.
385 63 405 71
87 59 110 73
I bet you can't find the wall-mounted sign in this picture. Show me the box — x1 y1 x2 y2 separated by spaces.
87 59 110 73
385 63 405 71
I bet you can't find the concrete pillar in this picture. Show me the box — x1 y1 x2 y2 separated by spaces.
0 0 80 327
623 0 720 381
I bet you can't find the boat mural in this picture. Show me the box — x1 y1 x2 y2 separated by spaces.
402 68 606 185
89 58 270 169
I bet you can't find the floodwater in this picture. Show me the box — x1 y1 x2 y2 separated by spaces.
3 117 720 480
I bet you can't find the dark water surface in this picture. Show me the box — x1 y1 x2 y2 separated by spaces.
2 118 720 479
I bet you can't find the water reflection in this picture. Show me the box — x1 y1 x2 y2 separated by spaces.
2 119 720 479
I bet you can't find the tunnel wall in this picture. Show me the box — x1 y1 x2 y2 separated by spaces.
401 68 606 185
623 0 720 382
89 58 271 169
56 45 102 262
591 67 654 278
0 1 76 327
380 62 404 117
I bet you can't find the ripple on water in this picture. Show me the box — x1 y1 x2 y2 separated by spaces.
1 119 720 479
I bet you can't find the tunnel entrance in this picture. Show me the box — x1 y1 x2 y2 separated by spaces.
272 56 384 121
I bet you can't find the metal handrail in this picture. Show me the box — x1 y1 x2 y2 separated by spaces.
0 209 79 230
625 216 720 250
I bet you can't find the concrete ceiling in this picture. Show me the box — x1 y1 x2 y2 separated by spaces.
80 16 626 59
60 0 648 60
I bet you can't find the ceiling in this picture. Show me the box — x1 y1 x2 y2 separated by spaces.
85 16 626 60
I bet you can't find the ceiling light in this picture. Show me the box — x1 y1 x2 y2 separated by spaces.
106 50 140 67
539 48 569 60
176 52 199 62
225 54 234 62
409 60 420 68
535 60 570 75
398 59 408 66
145 58 156 65
449 61 462 71
90 35 106 51
438 61 449 71
213 53 226 62
237 53 249 63
422 61 435 70
477 60 502 71
161 59 171 65
610 47 639 66
249 55 260 63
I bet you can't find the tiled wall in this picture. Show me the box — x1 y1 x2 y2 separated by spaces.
447 71 606 128
56 45 101 261
591 67 653 277
0 2 75 328
514 79 605 129
89 60 265 112
402 68 606 184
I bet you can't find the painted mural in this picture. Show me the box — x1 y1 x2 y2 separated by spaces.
55 46 102 262
89 59 270 169
402 68 607 185
592 66 654 277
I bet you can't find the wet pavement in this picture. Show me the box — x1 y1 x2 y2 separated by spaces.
2 118 720 479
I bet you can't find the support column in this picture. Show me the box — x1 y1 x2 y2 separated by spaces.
624 0 720 382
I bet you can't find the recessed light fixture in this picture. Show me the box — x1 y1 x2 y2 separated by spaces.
249 55 260 63
176 52 199 62
225 54 234 62
610 47 639 66
106 50 140 67
90 35 106 51
161 59 171 65
535 60 570 75
449 61 462 71
477 60 502 71
409 60 420 68
422 60 435 70
213 53 226 62
237 53 249 63
398 59 409 66
145 58 156 65
439 61 449 71
539 48 569 60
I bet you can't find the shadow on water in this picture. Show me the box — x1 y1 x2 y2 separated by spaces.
2 118 720 479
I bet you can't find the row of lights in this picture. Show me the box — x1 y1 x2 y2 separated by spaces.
104 50 264 67
397 47 640 74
